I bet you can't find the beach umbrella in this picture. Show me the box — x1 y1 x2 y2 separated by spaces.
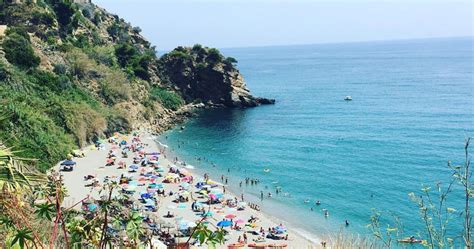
225 214 236 219
275 226 287 233
147 188 157 193
129 165 139 170
208 194 217 200
217 220 232 228
145 199 155 207
234 219 245 224
179 182 190 188
61 160 76 166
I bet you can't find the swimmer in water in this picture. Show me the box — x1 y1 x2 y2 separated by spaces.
316 200 321 205
345 220 350 226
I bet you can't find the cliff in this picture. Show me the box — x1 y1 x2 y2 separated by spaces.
0 0 273 171
159 45 275 108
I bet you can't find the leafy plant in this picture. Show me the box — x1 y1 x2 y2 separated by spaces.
10 228 34 249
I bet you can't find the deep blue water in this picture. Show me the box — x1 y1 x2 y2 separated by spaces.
158 37 474 240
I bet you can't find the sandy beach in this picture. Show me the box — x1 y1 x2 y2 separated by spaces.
55 131 318 248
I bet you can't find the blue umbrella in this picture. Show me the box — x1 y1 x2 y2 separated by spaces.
217 220 232 227
61 160 76 166
145 199 155 207
129 165 139 170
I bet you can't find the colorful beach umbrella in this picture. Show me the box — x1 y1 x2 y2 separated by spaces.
217 220 232 227
234 219 245 224
225 214 236 219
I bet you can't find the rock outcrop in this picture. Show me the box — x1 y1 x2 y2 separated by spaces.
159 46 275 108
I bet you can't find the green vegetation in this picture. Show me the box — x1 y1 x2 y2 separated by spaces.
114 42 156 80
149 86 184 111
2 28 40 69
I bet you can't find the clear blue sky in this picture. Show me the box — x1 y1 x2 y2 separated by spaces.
94 0 473 50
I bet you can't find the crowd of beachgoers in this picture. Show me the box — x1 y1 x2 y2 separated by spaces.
56 131 317 248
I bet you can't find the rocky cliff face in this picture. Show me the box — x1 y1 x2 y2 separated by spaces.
159 46 275 108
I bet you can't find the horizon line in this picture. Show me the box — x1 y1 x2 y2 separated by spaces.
158 35 473 52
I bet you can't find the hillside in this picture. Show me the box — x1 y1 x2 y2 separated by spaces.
0 0 273 171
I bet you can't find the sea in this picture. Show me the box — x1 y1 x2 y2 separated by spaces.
157 37 474 242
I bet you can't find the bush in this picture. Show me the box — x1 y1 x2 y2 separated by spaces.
85 46 117 67
115 43 154 80
149 86 184 110
207 48 223 64
49 1 75 27
31 10 55 26
3 33 40 69
5 26 30 41
224 57 238 64
100 70 131 104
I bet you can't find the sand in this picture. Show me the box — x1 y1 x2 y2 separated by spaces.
54 132 318 248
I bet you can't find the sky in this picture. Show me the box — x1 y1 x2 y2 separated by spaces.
94 0 473 50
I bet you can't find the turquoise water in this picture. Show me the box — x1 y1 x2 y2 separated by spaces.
158 37 474 240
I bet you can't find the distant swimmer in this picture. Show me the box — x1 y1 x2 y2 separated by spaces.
324 210 329 217
316 200 321 205
264 168 270 173
304 199 310 203
345 220 350 226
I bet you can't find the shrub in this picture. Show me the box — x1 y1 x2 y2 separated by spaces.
3 33 40 70
66 49 95 78
31 10 55 26
85 46 117 67
207 48 223 64
115 43 154 80
224 57 238 64
100 70 131 104
149 86 184 111
5 26 30 41
49 1 75 27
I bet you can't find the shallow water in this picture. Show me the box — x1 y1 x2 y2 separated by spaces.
158 37 473 240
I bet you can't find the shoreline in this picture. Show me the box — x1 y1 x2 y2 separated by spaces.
56 131 320 248
152 135 322 247
152 134 323 247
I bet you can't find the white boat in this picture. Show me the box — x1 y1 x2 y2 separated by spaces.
344 96 352 101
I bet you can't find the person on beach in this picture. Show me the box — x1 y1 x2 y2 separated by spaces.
241 193 244 202
260 191 264 200
239 181 242 188
243 232 248 243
